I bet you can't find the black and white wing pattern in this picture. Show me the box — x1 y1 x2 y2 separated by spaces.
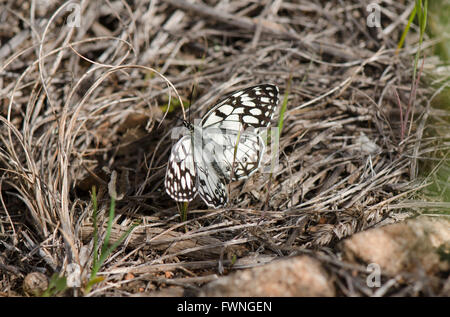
201 84 279 130
195 148 228 208
165 84 279 209
165 135 197 202
202 128 265 182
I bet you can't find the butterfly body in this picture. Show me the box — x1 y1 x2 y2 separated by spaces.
165 84 279 208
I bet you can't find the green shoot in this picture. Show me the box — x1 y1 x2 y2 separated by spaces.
396 0 428 80
179 201 189 224
160 97 190 113
278 76 292 137
263 77 291 210
396 4 417 54
91 186 99 276
395 0 428 142
413 0 428 80
41 273 67 297
84 186 140 294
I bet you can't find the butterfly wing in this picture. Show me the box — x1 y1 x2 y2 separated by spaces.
202 128 265 182
165 135 198 202
227 131 265 181
201 84 279 131
191 128 264 208
193 131 228 208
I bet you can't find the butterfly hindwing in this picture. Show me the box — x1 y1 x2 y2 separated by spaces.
165 135 197 202
227 131 265 181
201 128 264 182
194 135 228 208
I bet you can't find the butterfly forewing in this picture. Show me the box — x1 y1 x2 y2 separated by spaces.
201 84 279 131
165 136 197 202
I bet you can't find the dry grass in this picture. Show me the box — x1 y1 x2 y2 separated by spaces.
0 0 447 296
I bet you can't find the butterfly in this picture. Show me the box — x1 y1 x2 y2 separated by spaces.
165 84 279 208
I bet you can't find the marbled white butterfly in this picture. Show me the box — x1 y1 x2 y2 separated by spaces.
165 84 279 208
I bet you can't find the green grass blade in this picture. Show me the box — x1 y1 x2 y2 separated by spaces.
103 220 141 260
179 201 188 223
89 194 115 282
101 195 116 256
91 186 99 270
396 5 417 53
412 0 428 81
41 274 67 297
278 76 292 136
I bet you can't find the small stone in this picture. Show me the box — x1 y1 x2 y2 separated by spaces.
199 255 335 297
341 217 449 275
23 272 49 296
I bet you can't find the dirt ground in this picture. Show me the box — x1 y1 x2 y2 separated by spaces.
0 0 449 297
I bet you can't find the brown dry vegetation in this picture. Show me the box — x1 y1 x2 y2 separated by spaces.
0 0 447 296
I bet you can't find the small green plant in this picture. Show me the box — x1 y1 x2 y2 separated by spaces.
160 97 190 113
40 186 139 296
395 0 428 142
396 0 428 96
263 77 291 209
84 186 140 294
402 1 450 209
412 0 428 80
277 77 292 137
179 201 189 224
41 274 68 297
397 0 428 66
